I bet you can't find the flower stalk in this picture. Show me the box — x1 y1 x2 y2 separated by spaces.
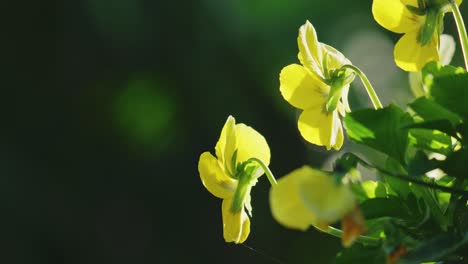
341 64 383 109
449 0 468 70
323 226 381 247
247 157 277 186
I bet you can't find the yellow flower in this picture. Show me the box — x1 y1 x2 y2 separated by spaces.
372 0 462 72
279 21 354 150
198 116 270 243
270 166 365 246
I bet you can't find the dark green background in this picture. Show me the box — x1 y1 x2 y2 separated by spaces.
2 1 467 263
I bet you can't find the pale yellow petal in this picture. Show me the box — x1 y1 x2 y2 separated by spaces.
222 198 250 243
234 123 271 166
298 21 324 78
198 152 237 199
269 166 318 230
215 116 237 175
439 34 455 65
333 115 344 151
298 106 343 150
340 85 351 113
322 44 351 71
279 64 328 110
394 31 439 72
298 169 355 224
372 0 423 34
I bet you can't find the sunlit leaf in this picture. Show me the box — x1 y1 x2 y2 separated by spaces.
344 105 413 165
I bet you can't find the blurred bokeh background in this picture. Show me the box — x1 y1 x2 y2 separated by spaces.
2 1 467 263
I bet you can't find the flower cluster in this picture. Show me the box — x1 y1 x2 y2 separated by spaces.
197 1 468 262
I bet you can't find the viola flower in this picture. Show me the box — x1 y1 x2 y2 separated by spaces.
279 21 355 150
372 0 462 72
198 116 270 243
269 166 365 247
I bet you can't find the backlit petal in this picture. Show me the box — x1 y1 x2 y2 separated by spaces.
298 169 355 224
198 152 237 199
215 116 237 175
234 123 271 166
269 166 318 230
222 198 250 243
322 44 351 71
298 106 342 150
394 31 439 72
298 21 324 78
340 85 351 113
400 0 419 7
372 0 423 34
279 64 328 110
333 115 344 151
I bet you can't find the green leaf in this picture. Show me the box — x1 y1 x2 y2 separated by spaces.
352 181 388 202
410 184 448 230
398 233 468 264
407 150 439 176
430 73 468 119
406 120 458 139
409 97 461 127
408 128 452 155
441 149 468 179
422 61 464 87
335 243 386 264
344 105 413 165
384 157 411 198
361 197 411 220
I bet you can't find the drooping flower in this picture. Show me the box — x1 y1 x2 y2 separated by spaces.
269 166 365 247
372 0 462 72
198 116 270 243
279 21 355 150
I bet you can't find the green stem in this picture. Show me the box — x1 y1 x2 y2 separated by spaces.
381 169 468 197
345 152 468 197
341 64 383 110
324 226 381 247
449 0 468 70
247 157 277 186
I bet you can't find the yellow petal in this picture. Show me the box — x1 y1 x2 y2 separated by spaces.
198 152 237 199
394 31 439 72
333 116 344 151
322 44 351 71
340 85 351 113
222 198 250 243
215 116 237 175
298 106 343 150
298 172 355 224
298 21 324 78
400 0 419 6
279 64 328 110
269 166 319 230
372 0 423 34
234 123 271 167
